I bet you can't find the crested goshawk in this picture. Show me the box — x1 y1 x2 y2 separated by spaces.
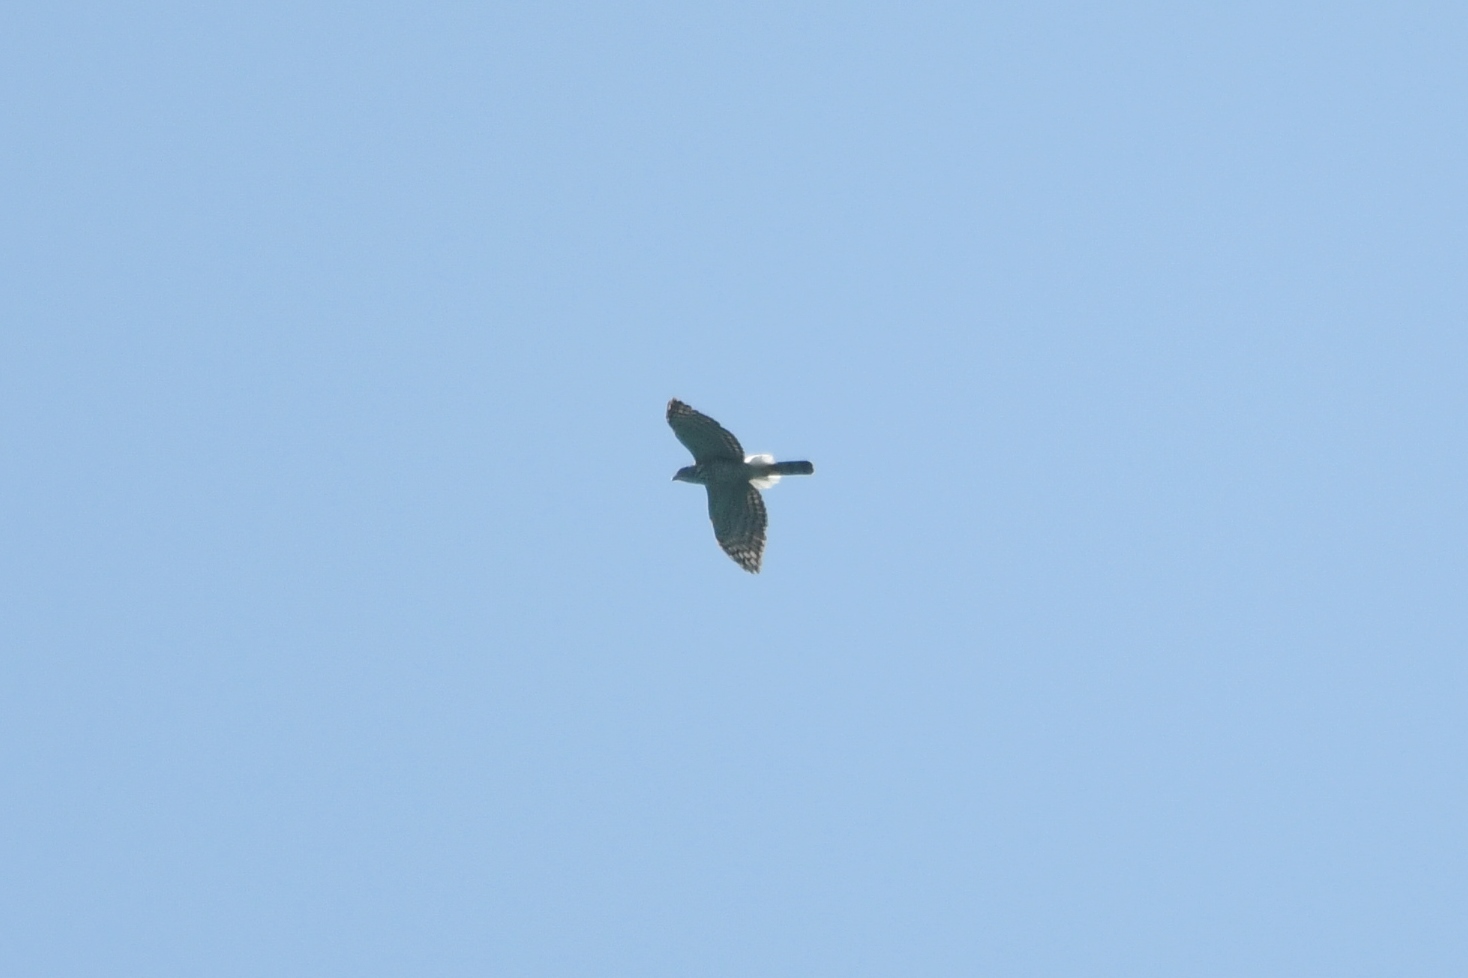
667 398 814 573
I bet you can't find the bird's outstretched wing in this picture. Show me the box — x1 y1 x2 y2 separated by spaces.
667 399 745 463
706 481 766 573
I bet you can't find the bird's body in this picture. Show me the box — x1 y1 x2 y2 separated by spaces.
667 399 813 573
673 458 815 487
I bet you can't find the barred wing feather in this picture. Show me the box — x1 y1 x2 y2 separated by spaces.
667 399 745 463
706 482 766 574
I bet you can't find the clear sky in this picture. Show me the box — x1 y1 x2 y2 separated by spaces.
3 3 1465 976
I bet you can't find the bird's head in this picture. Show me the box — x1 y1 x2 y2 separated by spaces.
672 465 699 483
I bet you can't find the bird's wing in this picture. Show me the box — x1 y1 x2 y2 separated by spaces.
667 399 745 463
706 481 766 573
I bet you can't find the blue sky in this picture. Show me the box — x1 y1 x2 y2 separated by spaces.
3 3 1465 975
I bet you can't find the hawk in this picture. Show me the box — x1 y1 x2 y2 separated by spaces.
667 398 814 573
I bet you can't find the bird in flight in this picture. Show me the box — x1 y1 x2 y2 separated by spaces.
667 398 814 573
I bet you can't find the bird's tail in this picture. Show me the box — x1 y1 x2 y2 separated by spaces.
745 456 814 489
